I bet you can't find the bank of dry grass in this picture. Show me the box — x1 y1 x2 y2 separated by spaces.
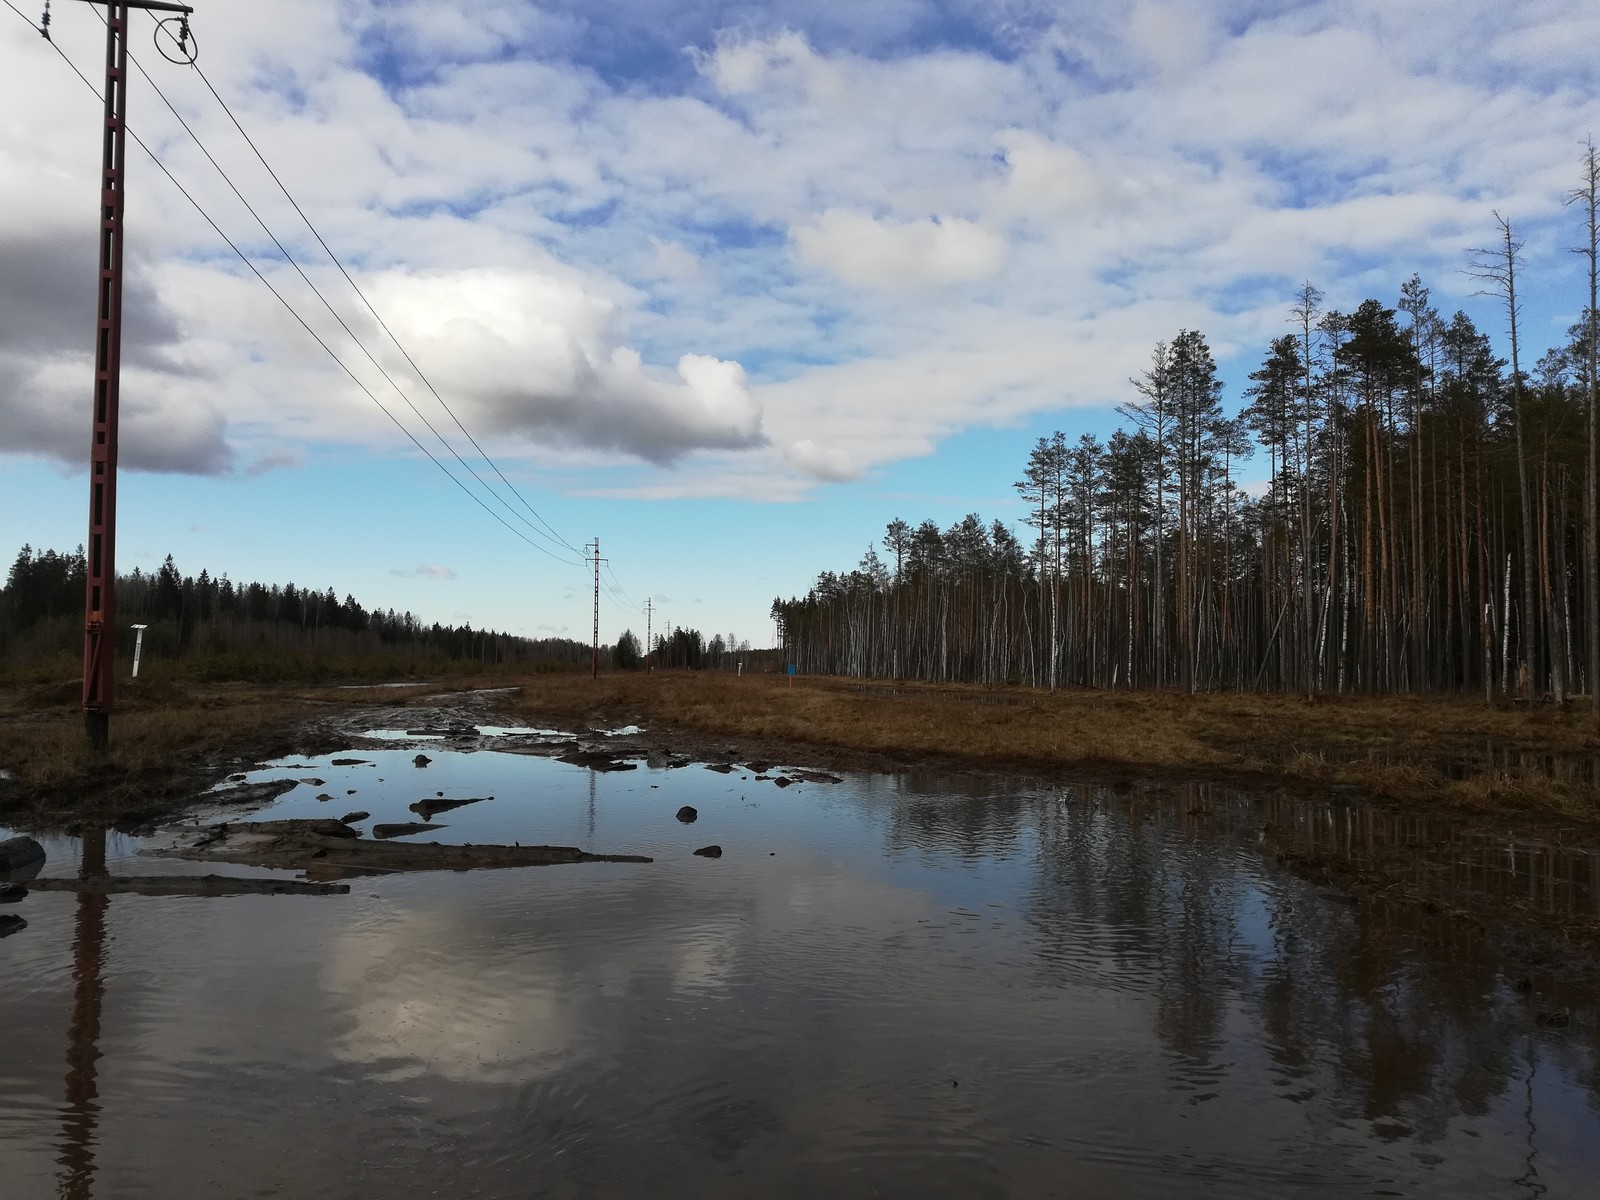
4 670 1598 831
509 673 1600 825
0 677 448 816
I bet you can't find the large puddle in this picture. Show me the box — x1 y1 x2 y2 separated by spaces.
2 735 1598 1198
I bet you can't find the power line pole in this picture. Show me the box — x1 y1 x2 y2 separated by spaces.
587 538 606 679
645 597 652 673
76 0 196 753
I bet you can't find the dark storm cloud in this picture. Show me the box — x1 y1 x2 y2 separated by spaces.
0 223 233 475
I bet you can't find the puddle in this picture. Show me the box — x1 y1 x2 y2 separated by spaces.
2 747 1599 1198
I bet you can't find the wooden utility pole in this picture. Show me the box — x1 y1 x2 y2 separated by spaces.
75 0 195 752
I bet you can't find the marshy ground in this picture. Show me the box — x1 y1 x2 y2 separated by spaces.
2 671 1598 965
2 671 1598 830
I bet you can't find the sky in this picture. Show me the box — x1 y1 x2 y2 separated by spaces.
3 0 1600 649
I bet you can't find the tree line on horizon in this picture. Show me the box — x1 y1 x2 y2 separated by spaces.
0 545 591 680
1 544 764 682
772 152 1600 705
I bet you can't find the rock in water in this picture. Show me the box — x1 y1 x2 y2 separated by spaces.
410 797 490 820
0 837 46 874
0 913 26 937
692 844 723 858
0 883 27 902
413 754 431 768
675 806 698 823
340 811 371 824
373 822 446 840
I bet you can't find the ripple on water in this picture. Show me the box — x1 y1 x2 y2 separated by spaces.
2 762 1599 1198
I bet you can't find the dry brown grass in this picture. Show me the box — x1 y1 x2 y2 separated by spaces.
0 676 471 799
5 669 1598 829
509 673 1600 824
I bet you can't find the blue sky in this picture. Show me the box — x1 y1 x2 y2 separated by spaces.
3 0 1600 648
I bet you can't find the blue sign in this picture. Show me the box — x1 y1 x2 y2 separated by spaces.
785 663 797 676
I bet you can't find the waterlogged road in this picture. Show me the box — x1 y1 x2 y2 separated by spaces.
2 731 1598 1198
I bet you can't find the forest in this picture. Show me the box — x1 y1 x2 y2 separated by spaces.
773 175 1600 706
0 545 754 682
0 545 592 681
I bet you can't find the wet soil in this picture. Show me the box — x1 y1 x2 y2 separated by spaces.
140 818 653 876
5 684 1600 977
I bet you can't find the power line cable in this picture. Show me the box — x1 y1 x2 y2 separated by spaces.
105 12 584 567
159 14 585 559
5 0 586 567
14 3 660 610
603 562 642 610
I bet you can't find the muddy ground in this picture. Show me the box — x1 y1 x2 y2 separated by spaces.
3 682 1599 987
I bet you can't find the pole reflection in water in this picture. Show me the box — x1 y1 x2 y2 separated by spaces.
58 826 108 1200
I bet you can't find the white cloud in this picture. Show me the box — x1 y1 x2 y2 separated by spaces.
790 209 1009 290
1126 1 1215 74
390 564 457 580
3 0 1597 503
649 237 701 280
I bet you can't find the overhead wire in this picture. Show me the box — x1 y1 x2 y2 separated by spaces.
603 562 642 610
9 2 663 619
156 14 586 560
109 11 584 568
5 0 585 567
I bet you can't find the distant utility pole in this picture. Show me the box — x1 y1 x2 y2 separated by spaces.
645 597 653 674
74 0 197 753
587 538 606 679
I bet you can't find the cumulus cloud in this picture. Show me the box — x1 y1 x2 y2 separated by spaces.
790 210 1009 290
648 237 702 281
390 564 457 579
3 0 1597 503
364 267 764 462
0 223 231 473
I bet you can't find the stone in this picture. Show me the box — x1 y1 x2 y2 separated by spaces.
340 811 370 824
372 822 446 840
248 819 358 839
330 758 369 766
0 882 26 902
0 836 46 874
555 752 638 772
675 806 698 823
790 770 844 785
692 844 723 858
0 913 26 938
410 797 489 820
413 754 432 767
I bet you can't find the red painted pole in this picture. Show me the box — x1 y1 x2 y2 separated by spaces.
83 3 130 753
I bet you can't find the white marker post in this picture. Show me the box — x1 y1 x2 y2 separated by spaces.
130 624 149 678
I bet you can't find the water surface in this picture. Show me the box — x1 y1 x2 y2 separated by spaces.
2 739 1597 1198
